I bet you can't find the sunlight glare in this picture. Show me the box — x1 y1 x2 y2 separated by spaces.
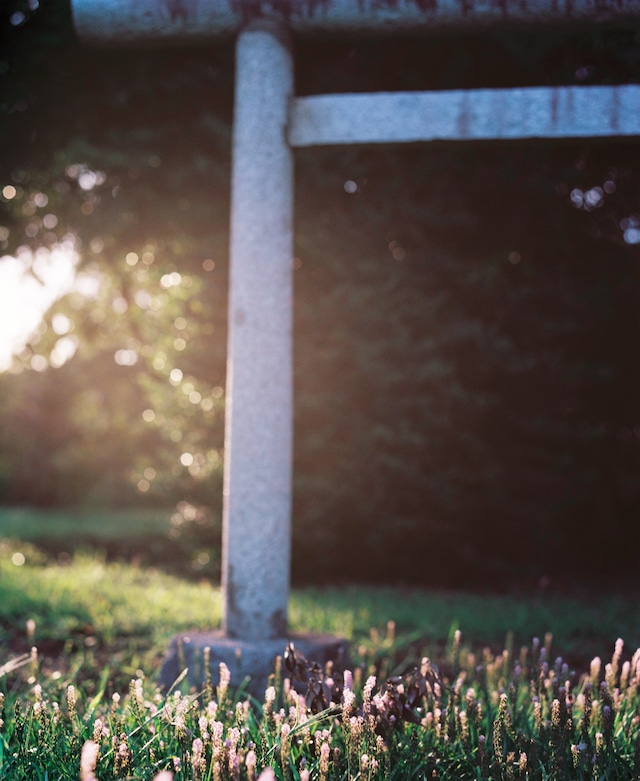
0 243 79 371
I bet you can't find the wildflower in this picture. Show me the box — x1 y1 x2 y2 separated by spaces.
459 709 470 744
621 661 631 691
264 686 277 727
257 769 276 781
80 740 99 781
319 742 330 781
595 731 604 767
114 734 132 776
191 737 206 780
612 638 624 670
218 662 231 704
551 698 561 728
92 718 109 743
344 669 353 691
265 686 276 707
245 749 257 781
347 715 365 769
162 700 174 723
571 744 580 769
131 677 144 705
66 685 77 716
211 720 224 761
152 773 174 781
227 727 241 780
174 696 190 735
342 687 356 718
519 751 528 773
363 675 376 708
280 723 291 778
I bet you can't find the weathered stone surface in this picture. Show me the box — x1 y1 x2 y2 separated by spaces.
289 85 640 147
222 21 294 641
72 0 640 46
160 631 348 697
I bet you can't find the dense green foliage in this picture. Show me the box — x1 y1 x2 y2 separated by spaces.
1 1 640 587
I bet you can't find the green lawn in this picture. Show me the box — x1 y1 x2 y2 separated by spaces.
2 536 639 688
0 506 174 543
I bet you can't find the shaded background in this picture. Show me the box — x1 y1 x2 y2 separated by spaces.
1 0 640 589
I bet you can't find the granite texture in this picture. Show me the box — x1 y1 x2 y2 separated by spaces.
222 21 294 641
160 631 349 697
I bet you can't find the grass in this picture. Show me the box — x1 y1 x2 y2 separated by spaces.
0 507 173 544
1 615 639 780
3 539 640 676
0 506 204 577
2 510 640 779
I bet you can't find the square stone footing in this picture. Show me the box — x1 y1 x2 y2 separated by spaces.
160 631 348 698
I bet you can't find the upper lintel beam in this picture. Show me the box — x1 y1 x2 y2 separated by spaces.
71 0 640 46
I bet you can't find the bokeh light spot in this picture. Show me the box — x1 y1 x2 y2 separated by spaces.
30 355 48 372
114 349 138 366
112 296 128 314
52 313 72 335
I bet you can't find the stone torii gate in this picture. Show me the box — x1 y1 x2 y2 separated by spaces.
71 0 640 689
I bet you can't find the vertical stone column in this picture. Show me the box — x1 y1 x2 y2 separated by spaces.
222 20 294 641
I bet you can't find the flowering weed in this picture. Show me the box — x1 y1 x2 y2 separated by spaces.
1 632 639 780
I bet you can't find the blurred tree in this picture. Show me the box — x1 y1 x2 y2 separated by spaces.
0 0 639 586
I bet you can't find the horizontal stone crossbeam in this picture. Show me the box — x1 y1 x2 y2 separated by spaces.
289 84 640 147
72 0 640 46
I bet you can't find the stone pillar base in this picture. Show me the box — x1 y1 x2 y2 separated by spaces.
160 631 348 698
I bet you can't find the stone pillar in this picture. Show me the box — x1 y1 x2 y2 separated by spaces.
161 19 347 696
222 20 293 641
